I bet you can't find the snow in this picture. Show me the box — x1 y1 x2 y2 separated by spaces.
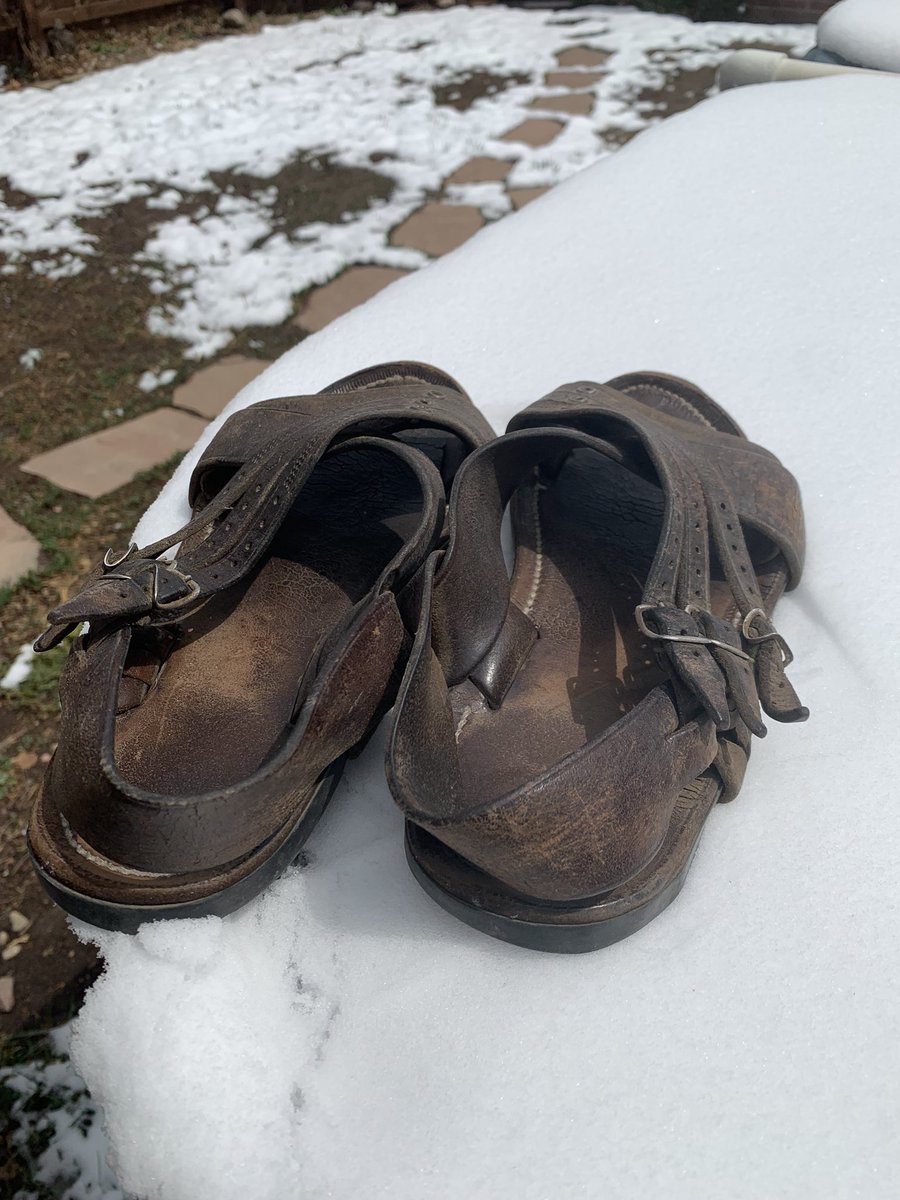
1 643 35 689
818 0 900 71
60 72 900 1200
136 368 177 393
0 8 811 358
0 1024 120 1200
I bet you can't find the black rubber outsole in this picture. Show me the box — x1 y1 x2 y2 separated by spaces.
30 760 344 934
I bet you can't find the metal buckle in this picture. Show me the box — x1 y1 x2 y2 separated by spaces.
102 543 138 570
100 551 200 614
634 604 753 662
151 561 201 611
740 607 794 668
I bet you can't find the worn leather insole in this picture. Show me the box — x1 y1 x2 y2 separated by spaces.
115 448 421 795
450 448 776 802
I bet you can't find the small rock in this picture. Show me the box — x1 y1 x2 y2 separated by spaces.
435 0 455 6
221 7 248 30
0 976 13 1013
9 910 31 934
11 751 38 771
0 931 7 948
39 752 52 764
47 19 77 57
2 938 25 961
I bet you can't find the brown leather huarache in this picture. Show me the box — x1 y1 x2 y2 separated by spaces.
29 362 492 931
387 372 807 952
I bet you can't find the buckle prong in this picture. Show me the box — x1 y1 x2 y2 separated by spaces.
741 607 794 668
634 604 753 662
151 561 201 611
102 543 137 570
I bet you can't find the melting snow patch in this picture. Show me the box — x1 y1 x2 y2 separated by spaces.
0 1023 121 1200
0 8 811 358
137 367 177 392
1 643 36 689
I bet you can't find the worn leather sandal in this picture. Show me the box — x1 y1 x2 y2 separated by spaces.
29 362 493 932
388 372 807 953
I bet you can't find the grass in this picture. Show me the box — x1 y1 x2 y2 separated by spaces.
5 638 75 719
0 755 11 805
1 1020 97 1200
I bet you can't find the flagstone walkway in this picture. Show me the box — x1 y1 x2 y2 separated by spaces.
0 44 662 585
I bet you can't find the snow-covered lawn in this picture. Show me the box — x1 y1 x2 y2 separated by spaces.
0 7 809 358
7 66 896 1200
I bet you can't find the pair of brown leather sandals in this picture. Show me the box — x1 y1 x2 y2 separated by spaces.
28 362 806 952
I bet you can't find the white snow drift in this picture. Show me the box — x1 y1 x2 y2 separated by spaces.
63 71 900 1200
819 0 900 71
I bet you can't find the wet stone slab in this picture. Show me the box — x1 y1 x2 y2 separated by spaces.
390 204 485 257
20 409 208 500
0 506 40 590
172 356 272 420
294 267 410 333
499 119 566 148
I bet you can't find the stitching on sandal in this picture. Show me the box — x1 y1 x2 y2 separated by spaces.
621 383 715 430
522 473 546 616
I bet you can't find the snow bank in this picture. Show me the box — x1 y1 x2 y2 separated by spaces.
818 0 900 71
74 75 900 1199
0 8 810 357
1 643 36 689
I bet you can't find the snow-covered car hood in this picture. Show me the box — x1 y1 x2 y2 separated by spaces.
818 0 900 71
59 69 900 1200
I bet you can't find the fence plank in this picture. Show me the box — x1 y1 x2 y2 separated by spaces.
16 0 49 66
42 0 186 28
0 0 189 38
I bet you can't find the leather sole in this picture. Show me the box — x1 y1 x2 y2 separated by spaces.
28 759 344 934
405 774 720 953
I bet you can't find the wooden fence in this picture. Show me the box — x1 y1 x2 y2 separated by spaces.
0 0 834 73
1 0 221 66
744 0 831 21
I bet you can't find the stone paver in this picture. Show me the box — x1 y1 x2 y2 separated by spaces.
445 156 513 186
390 204 484 257
528 93 594 117
294 266 409 333
508 187 551 211
544 70 606 89
555 47 611 69
21 409 208 500
172 355 271 420
0 506 40 589
499 119 565 148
